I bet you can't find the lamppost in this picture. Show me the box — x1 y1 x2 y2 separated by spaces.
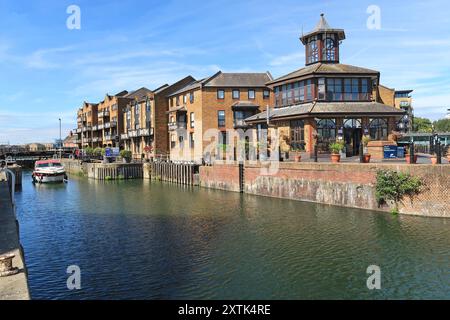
59 118 62 159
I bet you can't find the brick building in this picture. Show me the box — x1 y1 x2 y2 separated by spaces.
121 76 197 159
245 14 405 157
167 71 273 163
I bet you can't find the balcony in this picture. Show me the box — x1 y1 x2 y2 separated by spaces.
98 124 104 130
92 137 100 143
128 130 138 138
121 133 129 140
138 128 153 137
92 125 98 131
75 128 82 134
104 122 111 129
168 122 187 131
104 135 112 141
110 121 117 128
98 110 110 118
234 119 249 129
82 126 92 132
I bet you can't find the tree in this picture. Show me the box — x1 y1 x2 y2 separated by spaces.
413 117 433 133
433 119 450 132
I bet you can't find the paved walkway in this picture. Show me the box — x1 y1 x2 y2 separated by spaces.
0 180 30 300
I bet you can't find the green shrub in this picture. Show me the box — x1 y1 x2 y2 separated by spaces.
375 170 423 214
120 150 132 159
329 141 345 154
105 176 112 181
118 174 125 180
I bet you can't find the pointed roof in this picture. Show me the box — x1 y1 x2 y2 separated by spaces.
300 13 346 44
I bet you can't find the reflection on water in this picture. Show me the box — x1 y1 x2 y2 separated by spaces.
15 171 450 300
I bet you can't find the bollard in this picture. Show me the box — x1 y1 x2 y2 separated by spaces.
409 142 415 165
360 142 364 163
436 141 442 164
0 253 19 277
314 144 318 163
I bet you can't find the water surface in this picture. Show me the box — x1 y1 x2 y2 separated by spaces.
16 171 449 299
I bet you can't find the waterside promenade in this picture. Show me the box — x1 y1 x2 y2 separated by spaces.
0 179 30 300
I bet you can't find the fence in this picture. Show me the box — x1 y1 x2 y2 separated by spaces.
150 161 199 186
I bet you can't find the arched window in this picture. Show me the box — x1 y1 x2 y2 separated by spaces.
369 118 388 140
317 119 336 142
323 36 336 61
307 36 319 64
290 120 305 150
344 119 361 129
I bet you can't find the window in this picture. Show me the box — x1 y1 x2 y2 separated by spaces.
248 89 255 100
171 135 176 149
307 36 319 64
190 92 194 103
317 119 337 142
218 110 225 127
299 81 305 102
217 89 225 100
234 110 254 127
183 95 187 104
344 78 359 100
190 132 194 149
179 135 184 149
323 36 336 61
190 112 195 128
275 87 281 106
282 85 287 105
318 78 326 100
146 99 151 126
232 89 240 99
176 96 180 106
290 120 305 150
326 79 343 101
287 84 293 105
111 104 118 111
361 79 369 100
263 90 270 99
306 80 312 101
369 118 388 140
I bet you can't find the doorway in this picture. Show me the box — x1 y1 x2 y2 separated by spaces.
343 119 362 157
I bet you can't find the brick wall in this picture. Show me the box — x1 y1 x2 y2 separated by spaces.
199 162 450 217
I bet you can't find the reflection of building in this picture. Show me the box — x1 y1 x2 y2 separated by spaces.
245 14 405 156
395 90 414 132
167 71 273 163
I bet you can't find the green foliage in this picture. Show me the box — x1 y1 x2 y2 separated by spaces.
120 150 132 159
84 147 94 156
413 117 433 133
329 141 345 154
118 174 125 180
375 170 423 212
433 118 450 132
105 176 112 181
362 135 371 147
93 147 105 156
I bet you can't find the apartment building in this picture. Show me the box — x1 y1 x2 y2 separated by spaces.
167 71 273 163
121 76 197 159
75 102 98 148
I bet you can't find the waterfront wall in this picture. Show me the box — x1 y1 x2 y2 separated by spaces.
0 179 30 300
199 162 450 218
62 159 143 180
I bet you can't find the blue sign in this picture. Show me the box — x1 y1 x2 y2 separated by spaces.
105 148 112 157
384 145 398 159
397 146 405 158
111 148 120 157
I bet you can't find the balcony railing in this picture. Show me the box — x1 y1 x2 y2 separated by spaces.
110 121 117 128
82 126 92 132
234 119 248 128
168 122 187 131
104 122 111 129
98 124 104 130
92 137 100 142
104 135 112 141
92 125 98 131
121 133 129 140
138 128 152 137
128 130 138 138
98 110 110 117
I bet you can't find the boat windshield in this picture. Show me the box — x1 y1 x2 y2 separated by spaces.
37 163 62 168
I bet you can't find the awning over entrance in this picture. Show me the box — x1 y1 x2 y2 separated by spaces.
166 105 187 114
231 101 260 111
245 102 405 123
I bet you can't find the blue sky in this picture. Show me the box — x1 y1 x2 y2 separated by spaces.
1 0 449 144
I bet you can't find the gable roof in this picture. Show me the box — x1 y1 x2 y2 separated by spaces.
300 13 346 44
203 71 273 87
124 87 153 101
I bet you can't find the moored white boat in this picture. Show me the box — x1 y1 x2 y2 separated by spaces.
32 160 67 183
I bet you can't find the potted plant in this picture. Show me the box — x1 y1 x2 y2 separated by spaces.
120 150 132 163
430 153 438 165
360 136 371 163
329 141 344 163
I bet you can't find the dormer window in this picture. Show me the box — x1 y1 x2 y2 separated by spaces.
306 36 319 64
